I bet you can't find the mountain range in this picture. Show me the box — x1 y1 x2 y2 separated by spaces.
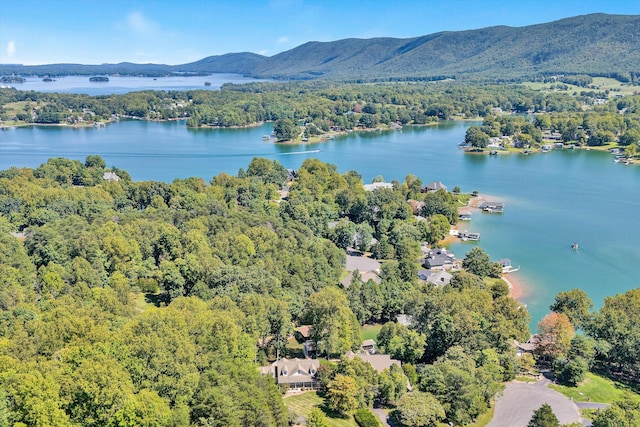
2 13 639 81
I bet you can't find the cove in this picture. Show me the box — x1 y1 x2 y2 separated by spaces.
1 120 639 326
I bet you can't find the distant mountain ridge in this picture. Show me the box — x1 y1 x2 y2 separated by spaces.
2 13 639 81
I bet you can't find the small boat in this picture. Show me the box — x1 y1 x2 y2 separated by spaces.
489 150 498 156
571 242 579 250
204 81 212 86
262 135 271 140
458 213 472 221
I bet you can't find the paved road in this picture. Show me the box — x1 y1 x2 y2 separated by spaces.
487 377 582 427
345 253 381 272
372 408 391 427
576 402 609 410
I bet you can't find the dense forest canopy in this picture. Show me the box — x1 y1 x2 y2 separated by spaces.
0 154 638 426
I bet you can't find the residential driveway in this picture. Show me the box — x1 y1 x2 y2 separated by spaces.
487 377 581 427
345 253 381 272
372 408 391 427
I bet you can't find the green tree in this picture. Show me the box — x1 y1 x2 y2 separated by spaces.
592 398 640 427
377 322 426 363
587 289 640 382
527 403 559 427
305 287 362 357
326 374 359 415
425 214 450 246
549 288 593 330
462 247 501 278
394 391 445 427
354 408 382 427
273 118 298 142
307 408 330 427
464 126 489 150
378 364 408 404
331 219 357 249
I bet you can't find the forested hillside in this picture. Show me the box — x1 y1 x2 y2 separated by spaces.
2 14 639 82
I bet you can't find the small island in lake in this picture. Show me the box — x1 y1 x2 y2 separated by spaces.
89 76 109 82
1 76 25 83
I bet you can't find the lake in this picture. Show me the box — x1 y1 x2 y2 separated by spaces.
1 120 639 326
1 74 264 95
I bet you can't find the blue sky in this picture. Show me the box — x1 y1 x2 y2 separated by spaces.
1 0 639 65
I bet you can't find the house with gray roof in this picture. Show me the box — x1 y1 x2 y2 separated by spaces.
103 171 120 182
423 181 447 192
259 358 320 389
423 248 457 270
514 335 541 357
363 182 394 192
419 269 452 286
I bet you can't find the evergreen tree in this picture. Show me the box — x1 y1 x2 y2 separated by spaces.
528 403 560 427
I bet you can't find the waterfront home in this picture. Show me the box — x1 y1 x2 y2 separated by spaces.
423 247 457 270
422 181 447 192
363 181 394 191
514 335 541 357
103 171 120 182
419 269 452 286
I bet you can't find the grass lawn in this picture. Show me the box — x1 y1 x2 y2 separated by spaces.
549 372 640 404
470 406 495 427
515 375 539 383
284 337 305 359
523 77 638 98
361 323 383 342
284 391 358 427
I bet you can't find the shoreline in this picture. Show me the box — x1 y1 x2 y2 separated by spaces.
502 272 527 300
440 193 528 302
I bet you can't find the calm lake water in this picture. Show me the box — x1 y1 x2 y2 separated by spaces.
2 74 263 95
1 120 639 326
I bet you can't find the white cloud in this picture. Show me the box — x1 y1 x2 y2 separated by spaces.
6 41 15 58
277 36 288 44
125 12 158 35
258 49 269 56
